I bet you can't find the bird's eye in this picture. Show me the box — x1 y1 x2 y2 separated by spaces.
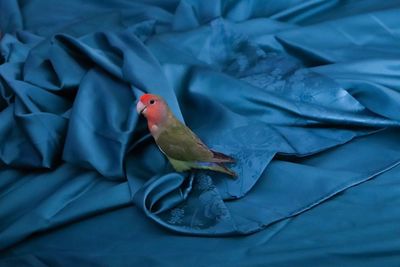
149 99 155 105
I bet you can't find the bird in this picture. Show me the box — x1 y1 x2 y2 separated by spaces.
136 94 236 177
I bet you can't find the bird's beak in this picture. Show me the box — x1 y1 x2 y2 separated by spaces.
136 100 146 115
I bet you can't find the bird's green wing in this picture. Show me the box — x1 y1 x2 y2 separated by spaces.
155 119 213 162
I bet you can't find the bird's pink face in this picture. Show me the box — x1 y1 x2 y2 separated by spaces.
136 94 167 126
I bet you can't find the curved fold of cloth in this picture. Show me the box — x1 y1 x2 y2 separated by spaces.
1 0 400 247
128 129 400 235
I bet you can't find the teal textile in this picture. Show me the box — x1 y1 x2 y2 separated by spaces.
1 0 400 265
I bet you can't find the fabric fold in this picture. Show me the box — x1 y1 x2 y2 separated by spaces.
2 0 400 251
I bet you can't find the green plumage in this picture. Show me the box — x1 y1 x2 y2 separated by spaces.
137 93 236 177
156 118 213 161
155 116 236 177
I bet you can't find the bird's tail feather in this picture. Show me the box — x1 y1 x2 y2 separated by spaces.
210 150 235 163
194 162 237 178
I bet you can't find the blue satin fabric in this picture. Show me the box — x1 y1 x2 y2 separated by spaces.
2 0 400 265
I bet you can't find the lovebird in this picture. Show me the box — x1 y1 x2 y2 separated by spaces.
136 94 237 177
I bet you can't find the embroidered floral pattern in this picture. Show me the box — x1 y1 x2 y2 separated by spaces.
168 208 185 225
196 173 214 191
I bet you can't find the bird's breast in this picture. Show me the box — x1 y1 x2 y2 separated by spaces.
150 124 159 132
148 123 161 139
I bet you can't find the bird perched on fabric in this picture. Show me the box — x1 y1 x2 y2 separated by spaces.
136 94 236 177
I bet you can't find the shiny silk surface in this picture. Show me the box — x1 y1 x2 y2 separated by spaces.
2 0 400 265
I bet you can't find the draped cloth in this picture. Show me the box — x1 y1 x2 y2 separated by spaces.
1 0 400 265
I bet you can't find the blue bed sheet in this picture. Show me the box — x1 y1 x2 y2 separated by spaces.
1 0 400 265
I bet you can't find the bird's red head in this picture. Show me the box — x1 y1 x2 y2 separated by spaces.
136 94 168 128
